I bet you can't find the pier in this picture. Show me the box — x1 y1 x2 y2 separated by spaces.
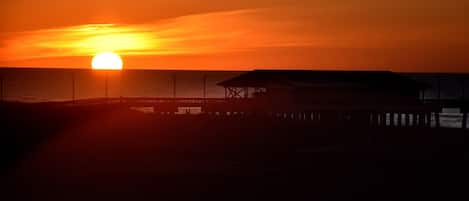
59 96 467 129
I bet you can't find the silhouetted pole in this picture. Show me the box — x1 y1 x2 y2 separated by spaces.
0 75 3 102
119 71 123 103
72 71 76 103
421 90 425 102
172 73 176 99
105 71 109 100
224 87 227 99
437 75 441 104
462 78 465 101
202 74 207 112
463 112 467 129
203 74 207 99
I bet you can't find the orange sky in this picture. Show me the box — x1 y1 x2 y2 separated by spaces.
1 0 469 72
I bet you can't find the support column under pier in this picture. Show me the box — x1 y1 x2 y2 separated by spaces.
412 113 418 127
380 113 386 126
426 113 432 127
390 113 395 127
371 113 379 127
405 113 410 127
418 113 425 127
397 113 402 127
463 113 467 129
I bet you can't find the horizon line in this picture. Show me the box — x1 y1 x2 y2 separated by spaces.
1 66 469 74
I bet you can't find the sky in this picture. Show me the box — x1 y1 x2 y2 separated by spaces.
1 0 468 72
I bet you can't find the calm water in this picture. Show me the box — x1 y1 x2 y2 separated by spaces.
0 68 243 101
0 68 467 127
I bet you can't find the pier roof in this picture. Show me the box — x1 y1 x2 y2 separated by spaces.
218 70 426 90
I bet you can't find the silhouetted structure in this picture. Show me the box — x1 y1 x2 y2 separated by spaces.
217 70 439 127
219 70 423 101
2 68 467 128
0 75 3 102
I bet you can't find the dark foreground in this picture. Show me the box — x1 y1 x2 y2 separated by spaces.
0 103 467 201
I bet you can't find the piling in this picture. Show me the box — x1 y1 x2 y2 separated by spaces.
72 72 76 103
0 75 3 102
463 113 467 129
173 73 177 98
379 113 384 126
104 72 109 100
405 113 410 127
412 113 418 127
397 113 402 127
371 112 378 126
419 113 425 127
426 113 432 127
389 113 395 126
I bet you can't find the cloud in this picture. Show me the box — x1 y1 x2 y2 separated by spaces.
0 8 320 61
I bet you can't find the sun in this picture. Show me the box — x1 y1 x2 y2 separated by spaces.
91 52 123 70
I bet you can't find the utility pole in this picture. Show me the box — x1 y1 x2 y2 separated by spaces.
462 78 465 101
172 73 176 99
203 74 207 99
437 75 441 104
0 75 3 102
119 71 123 103
72 71 76 103
105 71 109 100
202 74 207 112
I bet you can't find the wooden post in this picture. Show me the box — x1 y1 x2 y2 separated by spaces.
421 90 425 102
380 113 386 126
435 112 440 128
390 113 395 127
203 74 207 99
0 75 3 102
412 113 418 127
462 113 467 129
426 113 432 127
202 74 207 112
376 112 383 126
105 72 108 99
397 113 402 127
370 113 376 126
172 73 176 99
376 113 380 126
224 87 227 99
405 113 410 127
437 75 441 104
120 71 123 103
72 72 76 103
462 78 465 101
419 113 425 127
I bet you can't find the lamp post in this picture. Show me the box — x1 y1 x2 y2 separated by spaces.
105 71 109 100
203 74 207 99
0 75 4 102
173 73 177 99
71 71 76 103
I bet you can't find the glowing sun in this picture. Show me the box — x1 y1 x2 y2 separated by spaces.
92 52 123 70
